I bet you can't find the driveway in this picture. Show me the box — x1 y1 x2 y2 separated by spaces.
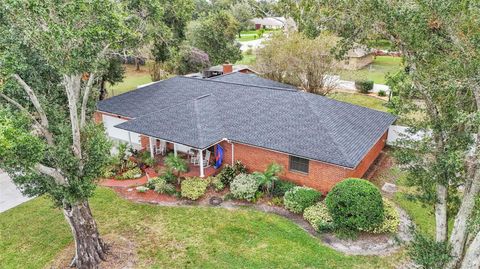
0 170 33 213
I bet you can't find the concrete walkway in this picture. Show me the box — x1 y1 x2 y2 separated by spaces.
0 170 33 213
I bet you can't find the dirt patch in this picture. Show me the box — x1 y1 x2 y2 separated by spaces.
47 234 138 269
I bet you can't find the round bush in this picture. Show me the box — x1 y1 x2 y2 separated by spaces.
325 178 384 231
283 186 322 213
360 198 399 234
355 80 374 93
181 177 209 200
230 173 259 201
303 202 334 232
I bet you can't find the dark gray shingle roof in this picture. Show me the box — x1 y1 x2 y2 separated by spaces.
97 73 395 168
210 72 297 90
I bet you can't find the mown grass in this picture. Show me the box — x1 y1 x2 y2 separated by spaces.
0 188 400 269
328 92 389 112
337 56 403 84
107 64 152 97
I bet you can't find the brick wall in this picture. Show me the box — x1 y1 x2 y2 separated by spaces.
219 131 387 193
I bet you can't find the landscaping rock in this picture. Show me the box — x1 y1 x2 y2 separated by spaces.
382 183 397 193
209 196 223 206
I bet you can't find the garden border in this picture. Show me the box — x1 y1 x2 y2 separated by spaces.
109 186 413 256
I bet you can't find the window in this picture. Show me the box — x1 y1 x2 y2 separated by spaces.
289 156 309 173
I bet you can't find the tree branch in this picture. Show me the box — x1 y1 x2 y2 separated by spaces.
80 73 95 129
63 74 84 175
34 163 67 185
0 92 54 145
12 74 49 129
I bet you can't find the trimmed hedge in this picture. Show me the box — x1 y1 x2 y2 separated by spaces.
283 186 322 213
230 173 259 201
360 198 399 234
303 202 334 232
181 177 209 200
355 80 374 93
325 178 384 231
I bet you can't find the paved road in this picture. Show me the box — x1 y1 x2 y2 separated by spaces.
0 170 33 213
239 38 266 52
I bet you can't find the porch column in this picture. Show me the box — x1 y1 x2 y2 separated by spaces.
198 149 204 178
149 136 154 158
174 143 177 156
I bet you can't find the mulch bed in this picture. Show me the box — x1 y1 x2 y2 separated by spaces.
48 234 138 269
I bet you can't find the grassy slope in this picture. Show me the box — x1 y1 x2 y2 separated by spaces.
337 56 403 84
0 188 397 269
107 65 152 97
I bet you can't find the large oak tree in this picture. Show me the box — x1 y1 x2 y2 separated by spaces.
0 1 137 268
324 1 480 268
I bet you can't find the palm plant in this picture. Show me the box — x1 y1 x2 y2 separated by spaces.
253 163 283 196
164 153 188 185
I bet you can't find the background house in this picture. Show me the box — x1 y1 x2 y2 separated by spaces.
340 47 375 70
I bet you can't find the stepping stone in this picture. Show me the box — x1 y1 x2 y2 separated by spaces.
382 183 397 193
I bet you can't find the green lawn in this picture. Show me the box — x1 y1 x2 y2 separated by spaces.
337 56 403 84
107 65 152 97
236 53 256 65
236 29 278 42
328 92 389 112
0 188 400 269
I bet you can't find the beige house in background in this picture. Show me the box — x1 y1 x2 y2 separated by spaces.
340 47 375 70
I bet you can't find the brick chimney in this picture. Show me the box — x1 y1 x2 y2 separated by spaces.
222 63 233 74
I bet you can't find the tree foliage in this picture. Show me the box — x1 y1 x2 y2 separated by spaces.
325 1 480 268
255 32 338 95
186 11 242 65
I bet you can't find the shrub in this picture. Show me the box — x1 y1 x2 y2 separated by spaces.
218 161 247 185
361 198 399 234
115 167 142 180
283 186 322 213
303 202 334 232
181 177 209 200
325 178 384 232
272 180 296 197
268 197 283 206
210 176 225 191
149 177 177 195
136 186 149 193
230 173 260 201
378 89 387 97
355 80 374 93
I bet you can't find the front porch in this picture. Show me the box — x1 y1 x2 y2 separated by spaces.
143 136 221 178
154 153 217 178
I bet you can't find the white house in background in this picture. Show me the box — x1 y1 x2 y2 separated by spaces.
250 17 296 31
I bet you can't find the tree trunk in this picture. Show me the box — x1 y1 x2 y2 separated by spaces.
99 79 107 101
460 230 480 269
63 200 108 269
135 57 140 71
435 184 448 242
447 171 480 269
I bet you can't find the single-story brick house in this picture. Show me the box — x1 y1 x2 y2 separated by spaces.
95 69 395 193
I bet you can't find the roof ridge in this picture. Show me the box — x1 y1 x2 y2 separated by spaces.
180 75 298 92
193 97 203 148
299 93 353 166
